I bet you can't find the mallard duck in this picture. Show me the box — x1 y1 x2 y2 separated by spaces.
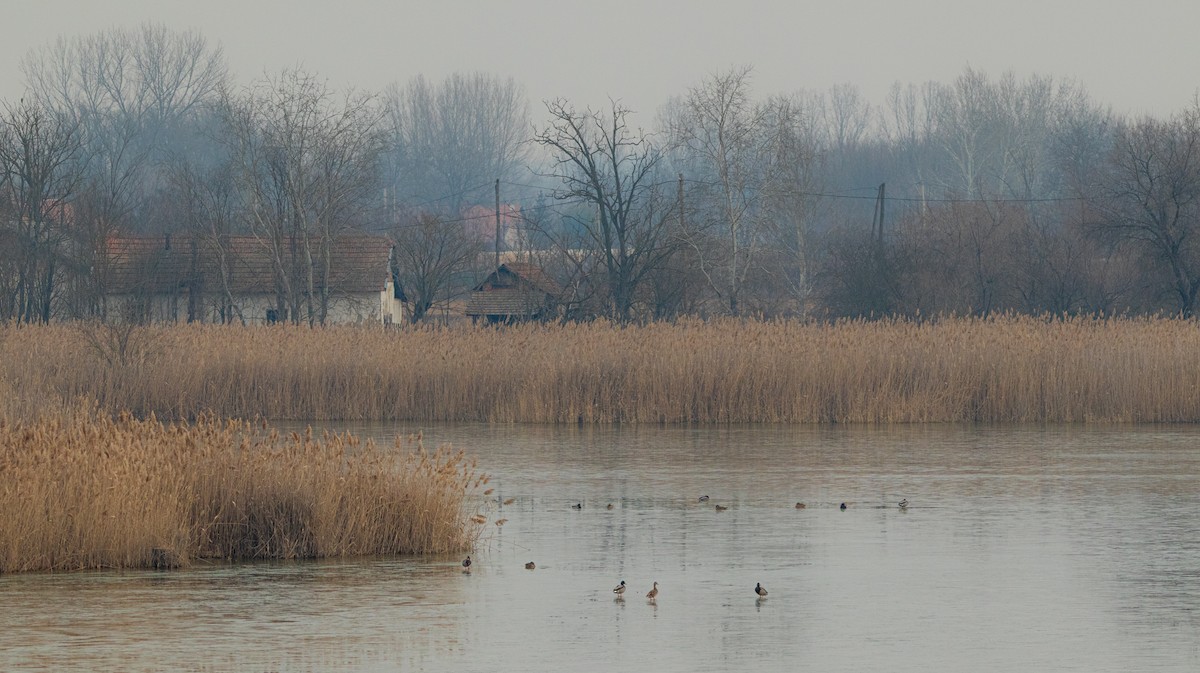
571 503 582 509
645 581 659 600
840 502 847 511
898 498 909 509
795 502 806 509
525 561 536 570
613 580 626 597
755 582 768 598
698 495 710 502
606 503 614 510
714 504 728 511
462 555 472 569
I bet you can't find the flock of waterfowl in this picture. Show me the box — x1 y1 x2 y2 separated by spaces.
464 495 911 601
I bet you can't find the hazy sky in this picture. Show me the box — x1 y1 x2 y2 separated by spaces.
4 0 1199 119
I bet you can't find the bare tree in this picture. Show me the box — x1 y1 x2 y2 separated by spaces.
391 212 483 322
534 98 681 321
163 155 241 323
821 83 873 153
222 68 385 325
668 67 812 315
384 73 530 213
1093 107 1200 316
0 98 85 322
21 23 229 231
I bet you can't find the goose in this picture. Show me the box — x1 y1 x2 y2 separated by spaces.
898 498 909 509
613 580 626 597
755 582 768 598
645 582 659 600
525 561 536 570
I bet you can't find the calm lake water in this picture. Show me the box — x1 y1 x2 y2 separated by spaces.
3 424 1200 672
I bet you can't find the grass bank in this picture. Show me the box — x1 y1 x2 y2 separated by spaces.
2 316 1200 423
0 410 485 573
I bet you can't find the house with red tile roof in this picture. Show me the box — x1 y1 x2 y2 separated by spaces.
101 233 405 325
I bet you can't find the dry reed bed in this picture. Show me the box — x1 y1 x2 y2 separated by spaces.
2 316 1200 423
0 410 485 573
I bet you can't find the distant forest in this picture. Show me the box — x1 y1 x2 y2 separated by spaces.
4 23 1200 324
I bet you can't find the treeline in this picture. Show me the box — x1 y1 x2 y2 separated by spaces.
2 24 1199 323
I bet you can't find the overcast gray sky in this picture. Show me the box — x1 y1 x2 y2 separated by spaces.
4 0 1199 119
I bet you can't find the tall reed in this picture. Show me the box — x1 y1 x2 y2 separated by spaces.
3 315 1200 424
0 409 485 573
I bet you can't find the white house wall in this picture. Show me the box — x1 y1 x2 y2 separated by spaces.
105 289 405 325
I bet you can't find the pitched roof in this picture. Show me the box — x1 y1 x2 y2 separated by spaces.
102 234 394 296
471 262 562 296
465 262 561 317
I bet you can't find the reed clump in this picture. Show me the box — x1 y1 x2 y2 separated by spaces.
0 410 484 573
3 315 1200 424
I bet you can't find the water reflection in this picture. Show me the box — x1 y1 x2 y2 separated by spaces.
3 424 1200 672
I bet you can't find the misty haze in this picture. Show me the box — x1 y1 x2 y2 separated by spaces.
3 17 1200 673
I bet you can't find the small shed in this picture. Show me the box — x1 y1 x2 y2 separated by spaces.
466 262 561 324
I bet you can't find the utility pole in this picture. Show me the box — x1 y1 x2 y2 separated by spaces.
872 182 886 243
494 178 501 270
678 174 685 230
877 182 885 243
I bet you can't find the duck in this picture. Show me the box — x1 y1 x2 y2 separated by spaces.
571 503 583 510
898 498 909 509
714 504 728 511
606 503 614 510
462 555 472 570
613 580 626 597
795 502 806 509
525 561 536 570
840 502 847 511
698 495 710 502
755 582 768 598
645 581 659 600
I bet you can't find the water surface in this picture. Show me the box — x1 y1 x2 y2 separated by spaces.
3 424 1199 672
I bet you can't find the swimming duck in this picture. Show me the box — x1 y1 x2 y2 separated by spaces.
571 503 583 509
795 502 806 509
606 503 614 510
898 498 909 509
698 495 710 502
840 502 847 511
714 504 728 511
462 555 472 569
645 582 659 600
613 580 626 597
525 561 536 570
755 582 768 598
